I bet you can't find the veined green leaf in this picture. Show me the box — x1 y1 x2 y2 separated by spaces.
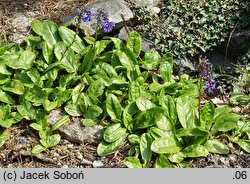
97 135 127 157
235 140 250 153
0 90 15 104
128 134 141 144
106 93 122 120
176 96 197 129
169 152 186 163
123 157 142 168
176 128 209 138
86 79 104 97
200 101 215 130
51 115 69 132
42 41 54 64
160 53 173 82
29 123 43 131
24 86 47 106
140 133 153 166
17 101 36 120
182 144 209 157
41 20 61 47
26 68 43 87
2 80 24 95
142 50 161 70
64 102 82 116
0 134 10 148
5 50 35 69
0 64 12 75
155 154 173 168
134 107 164 130
151 137 182 154
58 26 85 54
128 82 141 101
211 113 239 134
126 31 141 58
136 97 154 111
31 20 44 36
32 144 47 154
84 105 103 119
78 47 95 74
204 139 229 154
103 123 127 143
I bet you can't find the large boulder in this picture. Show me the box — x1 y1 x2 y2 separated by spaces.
61 0 135 36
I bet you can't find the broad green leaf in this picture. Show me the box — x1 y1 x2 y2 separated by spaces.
17 101 36 120
72 83 85 104
126 31 141 58
5 50 35 69
51 115 69 132
159 95 177 125
42 41 54 64
95 40 111 55
116 50 135 71
169 152 186 163
31 144 47 154
142 50 161 70
106 93 122 120
151 137 182 154
200 101 215 129
31 20 44 36
128 134 141 144
64 102 82 116
0 64 12 75
97 135 127 157
134 107 164 130
140 133 153 166
204 139 229 154
211 113 239 134
160 53 173 82
176 96 197 129
235 140 250 153
41 20 61 47
82 119 97 127
148 127 168 140
54 41 78 73
0 43 15 55
24 86 47 106
123 157 142 168
46 134 61 148
135 97 154 111
128 82 141 101
78 47 95 74
25 36 41 51
103 123 127 143
214 105 232 121
110 37 123 49
0 134 10 148
86 79 104 97
43 100 57 112
0 90 15 104
26 68 43 87
2 80 24 95
156 116 173 132
182 145 209 157
155 154 173 168
176 128 209 138
29 123 43 131
84 105 103 119
58 26 85 53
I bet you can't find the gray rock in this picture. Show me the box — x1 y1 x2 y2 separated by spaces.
9 12 36 44
133 0 161 14
93 160 104 168
174 57 196 71
48 109 104 144
61 0 134 37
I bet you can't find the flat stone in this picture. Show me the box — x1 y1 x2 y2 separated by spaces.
48 109 104 144
61 0 134 36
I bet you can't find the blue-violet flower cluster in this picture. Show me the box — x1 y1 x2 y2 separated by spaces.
200 56 216 93
79 7 115 33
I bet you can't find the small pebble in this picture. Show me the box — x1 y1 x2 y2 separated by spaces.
57 149 62 155
67 144 74 149
62 165 69 168
76 153 83 160
229 154 237 165
19 137 28 145
93 160 104 168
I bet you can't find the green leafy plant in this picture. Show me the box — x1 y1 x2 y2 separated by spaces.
0 14 249 167
131 0 242 58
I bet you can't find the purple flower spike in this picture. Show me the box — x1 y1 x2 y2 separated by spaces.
200 56 216 93
101 20 115 33
81 7 95 22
